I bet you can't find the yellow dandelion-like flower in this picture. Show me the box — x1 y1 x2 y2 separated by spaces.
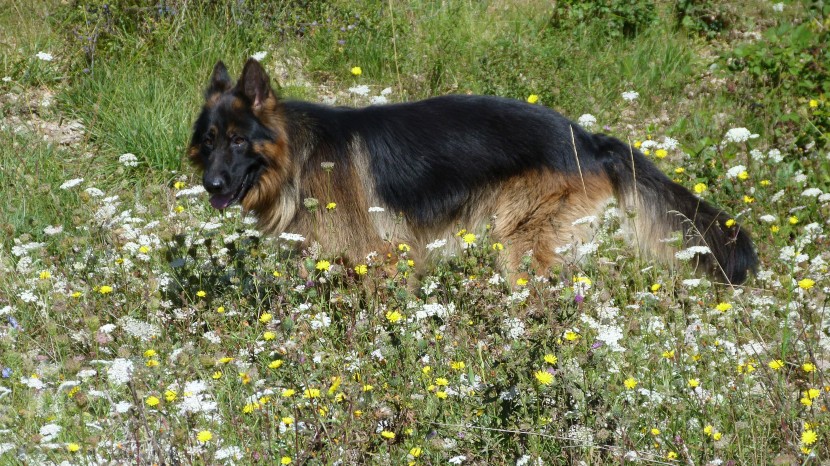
165 390 177 402
196 290 206 298
281 457 292 465
704 425 713 436
798 278 815 290
662 349 675 359
239 372 251 384
354 264 368 275
544 354 558 365
738 171 749 180
197 430 213 443
410 447 422 458
435 377 449 386
350 66 362 76
451 361 465 370
688 378 699 388
674 167 685 174
527 94 539 104
803 362 816 373
667 451 678 460
651 283 661 292
516 277 528 286
436 391 448 399
138 245 150 254
694 183 707 194
219 357 233 364
789 216 799 225
800 397 812 407
174 205 185 213
145 396 160 407
398 243 411 252
385 310 403 323
145 359 159 367
259 312 272 323
743 195 755 203
315 260 331 271
381 430 395 439
492 242 504 251
71 291 82 298
809 99 819 108
281 416 294 425
216 306 225 313
263 331 276 341
98 285 113 294
212 371 222 379
303 388 321 399
802 429 818 445
716 302 732 312
807 388 821 399
534 370 554 385
282 388 296 398
462 233 476 244
362 384 373 392
651 428 660 436
771 225 780 233
634 141 642 149
760 179 771 186
39 270 51 280
422 366 432 375
269 360 283 369
144 349 157 358
655 149 668 159
624 377 638 390
564 331 579 341
713 432 722 441
725 219 736 228
326 202 336 210
768 359 784 370
174 181 186 190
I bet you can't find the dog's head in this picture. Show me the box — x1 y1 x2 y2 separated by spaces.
188 59 290 212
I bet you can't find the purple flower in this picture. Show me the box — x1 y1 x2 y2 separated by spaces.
574 294 584 304
1 367 11 378
591 341 603 349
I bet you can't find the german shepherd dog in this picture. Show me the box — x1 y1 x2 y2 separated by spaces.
188 59 757 284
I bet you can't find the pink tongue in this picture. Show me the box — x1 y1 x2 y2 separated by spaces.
210 194 233 210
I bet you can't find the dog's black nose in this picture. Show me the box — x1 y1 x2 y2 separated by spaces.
204 176 225 193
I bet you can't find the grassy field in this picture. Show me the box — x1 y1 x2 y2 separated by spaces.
1 0 829 464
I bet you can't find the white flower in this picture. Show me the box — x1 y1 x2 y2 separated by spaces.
22 376 46 389
36 51 53 61
216 446 244 461
768 148 783 162
369 95 388 105
380 87 393 96
503 317 526 339
759 214 777 223
114 401 132 413
571 215 597 226
772 2 784 12
39 424 61 442
723 127 758 143
85 187 105 197
425 239 446 251
348 85 370 96
279 232 306 242
1 76 11 82
449 456 467 465
119 153 139 167
175 185 206 198
577 114 596 128
682 278 702 288
661 136 679 150
120 317 160 341
43 225 63 235
802 188 823 197
621 90 639 101
675 245 711 261
726 165 746 179
107 358 134 385
60 178 84 190
368 206 385 212
251 51 267 61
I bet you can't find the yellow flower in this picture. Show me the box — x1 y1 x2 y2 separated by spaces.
667 451 678 460
704 425 713 436
688 378 699 388
282 388 296 398
771 225 780 233
789 216 799 225
462 233 476 244
218 357 233 364
634 141 642 149
259 312 272 323
716 302 732 312
174 181 186 190
144 349 157 358
544 354 558 365
197 430 213 443
674 167 685 174
398 243 411 252
216 306 225 313
381 430 395 439
451 361 465 371
422 366 432 375
263 331 276 341
738 171 749 180
655 149 668 159
624 377 638 390
807 388 821 399
98 285 113 294
534 370 553 385
694 183 707 194
196 290 206 298
802 429 818 445
212 371 222 379
315 260 331 271
350 66 362 76
651 428 660 436
326 202 336 210
362 384 373 392
139 245 150 254
492 242 504 251
281 416 294 425
803 362 816 373
71 291 82 298
798 278 816 290
145 359 159 367
385 310 403 323
713 432 722 441
174 205 185 213
743 195 755 203
662 350 675 359
725 219 736 228
354 264 368 275
145 396 160 407
760 179 771 186
564 331 579 341
67 443 81 452
303 388 321 399
768 359 784 370
436 391 448 399
651 283 661 292
809 99 819 108
39 270 51 280
269 360 284 369
239 372 251 384
435 377 449 386
516 277 528 287
164 390 177 402
800 397 813 407
272 270 282 277
281 457 292 465
410 447 423 457
527 94 539 104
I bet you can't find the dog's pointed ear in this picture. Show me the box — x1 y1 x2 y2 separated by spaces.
238 58 275 110
205 61 233 99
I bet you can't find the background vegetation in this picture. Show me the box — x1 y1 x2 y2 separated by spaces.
1 0 828 464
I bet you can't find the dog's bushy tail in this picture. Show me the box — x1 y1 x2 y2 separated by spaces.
595 134 757 284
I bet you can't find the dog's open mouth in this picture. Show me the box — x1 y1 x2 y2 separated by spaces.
209 173 251 210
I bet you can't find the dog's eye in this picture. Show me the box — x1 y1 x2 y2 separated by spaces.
231 135 247 146
203 132 214 147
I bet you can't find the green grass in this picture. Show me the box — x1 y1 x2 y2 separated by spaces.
1 0 829 464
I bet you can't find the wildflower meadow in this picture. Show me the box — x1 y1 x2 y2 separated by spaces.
1 1 829 464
